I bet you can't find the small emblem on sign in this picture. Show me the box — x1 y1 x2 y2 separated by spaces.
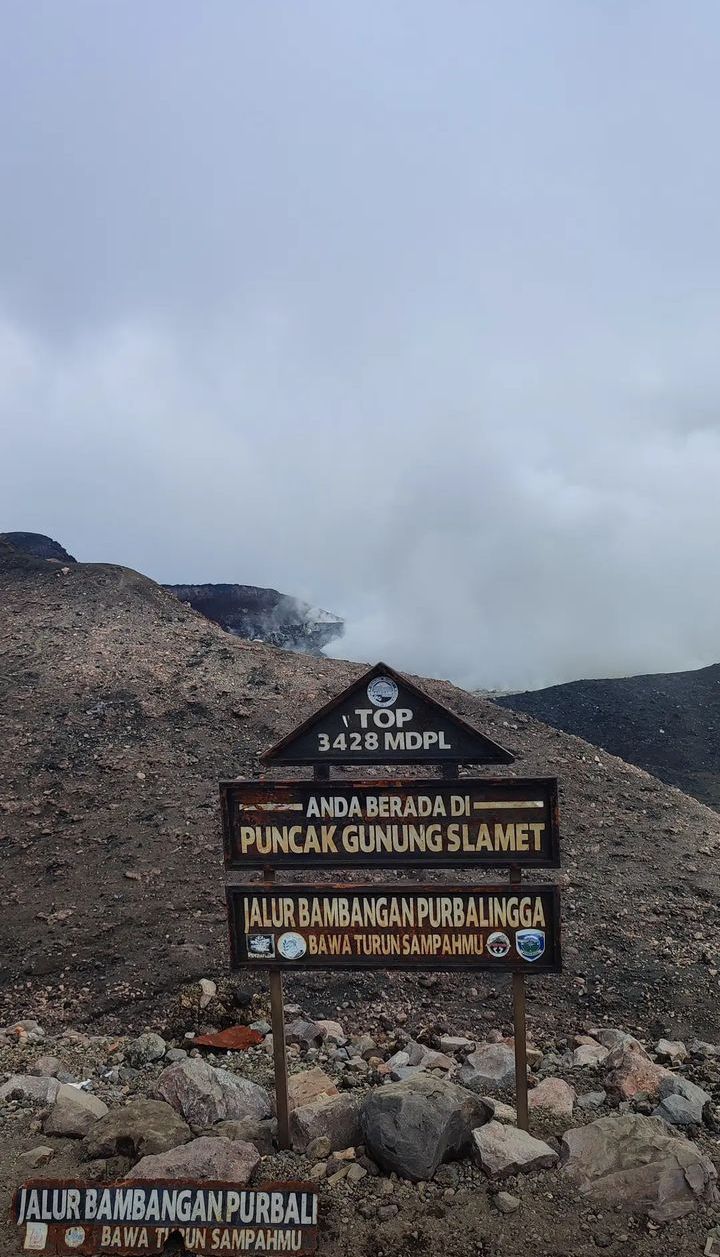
277 931 307 960
64 1226 86 1248
515 929 546 962
367 676 399 707
487 931 511 959
247 933 275 958
23 1223 48 1251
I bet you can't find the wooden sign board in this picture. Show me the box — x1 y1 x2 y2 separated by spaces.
226 884 561 973
261 662 514 766
222 776 560 869
12 1180 318 1255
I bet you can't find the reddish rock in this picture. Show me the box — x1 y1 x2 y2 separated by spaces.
128 1136 258 1182
605 1047 671 1101
528 1078 576 1121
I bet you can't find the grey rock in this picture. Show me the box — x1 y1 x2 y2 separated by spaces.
44 1085 108 1137
125 1033 167 1066
83 1099 191 1160
0 1075 61 1105
285 1019 324 1049
164 1048 188 1064
360 1073 492 1181
249 1021 272 1037
459 1043 516 1093
472 1121 558 1179
561 1113 718 1222
128 1135 259 1183
156 1058 271 1128
439 1036 474 1054
572 1044 609 1068
306 1135 332 1161
291 1092 360 1153
577 1091 607 1112
653 1094 703 1129
658 1073 711 1120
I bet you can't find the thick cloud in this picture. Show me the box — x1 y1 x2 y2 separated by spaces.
2 1 720 689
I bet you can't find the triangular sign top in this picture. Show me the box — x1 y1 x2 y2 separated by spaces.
261 662 515 766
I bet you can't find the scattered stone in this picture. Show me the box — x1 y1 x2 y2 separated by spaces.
28 1056 64 1078
377 1204 399 1221
658 1074 711 1118
472 1121 558 1179
17 1146 54 1170
0 1076 61 1105
593 1030 645 1052
306 1136 332 1161
291 1093 360 1153
125 1033 167 1067
483 1098 517 1124
198 978 217 1009
308 1161 327 1181
164 1048 188 1064
44 1085 108 1137
494 1191 520 1213
287 1068 338 1109
604 1045 670 1101
128 1136 259 1182
156 1058 271 1128
528 1078 575 1121
285 1019 324 1049
419 1048 455 1072
83 1099 191 1160
655 1039 687 1065
561 1114 718 1222
347 1162 367 1183
705 1226 720 1256
439 1036 474 1054
572 1044 609 1068
249 1021 272 1038
459 1043 516 1093
208 1117 277 1154
360 1074 492 1181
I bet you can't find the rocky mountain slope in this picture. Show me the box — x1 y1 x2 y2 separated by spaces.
165 582 344 654
0 531 76 563
2 545 720 1045
497 664 720 811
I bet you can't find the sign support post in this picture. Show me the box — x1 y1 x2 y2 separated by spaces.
510 864 529 1131
264 861 291 1150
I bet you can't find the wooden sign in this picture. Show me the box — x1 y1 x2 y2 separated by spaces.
226 884 561 974
12 1180 318 1255
222 776 560 869
261 662 514 766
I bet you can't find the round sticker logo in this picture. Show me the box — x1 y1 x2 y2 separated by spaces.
486 931 511 959
515 929 546 962
64 1228 86 1249
367 676 399 707
277 932 307 960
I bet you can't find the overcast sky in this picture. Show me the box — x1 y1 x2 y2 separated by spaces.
2 2 720 690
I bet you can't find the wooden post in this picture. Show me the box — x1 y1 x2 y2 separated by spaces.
264 863 290 1149
510 865 529 1131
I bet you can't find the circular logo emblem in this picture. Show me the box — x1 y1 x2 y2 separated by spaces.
64 1228 86 1249
367 676 399 707
515 929 546 962
487 931 511 959
277 932 307 960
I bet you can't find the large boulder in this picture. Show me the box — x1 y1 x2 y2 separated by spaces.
561 1114 718 1222
472 1121 558 1179
290 1093 361 1154
359 1074 492 1181
128 1136 258 1183
43 1086 108 1137
604 1045 670 1100
156 1058 271 1129
458 1044 516 1094
83 1099 191 1161
0 1075 60 1105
